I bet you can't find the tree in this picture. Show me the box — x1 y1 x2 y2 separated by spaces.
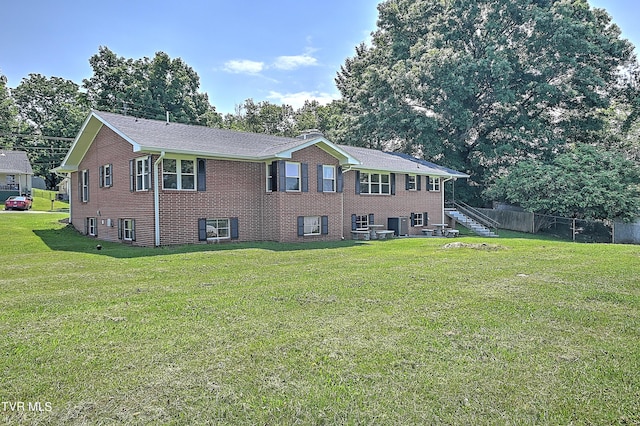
12 74 89 188
83 46 221 126
0 74 18 138
485 144 640 221
336 0 638 202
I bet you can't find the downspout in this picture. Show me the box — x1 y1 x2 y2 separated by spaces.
153 151 166 246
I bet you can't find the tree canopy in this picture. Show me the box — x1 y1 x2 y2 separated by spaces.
335 0 638 205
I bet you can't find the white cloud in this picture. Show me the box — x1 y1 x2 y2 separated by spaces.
223 59 265 74
267 91 340 109
273 53 318 70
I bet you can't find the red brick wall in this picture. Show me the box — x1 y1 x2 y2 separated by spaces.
342 171 444 237
71 127 447 246
71 126 155 246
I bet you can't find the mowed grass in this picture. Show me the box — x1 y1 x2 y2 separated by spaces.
1 213 639 425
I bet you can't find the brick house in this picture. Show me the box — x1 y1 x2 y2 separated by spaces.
54 111 468 246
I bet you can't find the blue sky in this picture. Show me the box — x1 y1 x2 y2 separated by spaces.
0 0 637 115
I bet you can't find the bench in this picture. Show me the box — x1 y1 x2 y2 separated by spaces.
445 229 459 237
421 229 435 237
375 230 395 240
351 230 370 241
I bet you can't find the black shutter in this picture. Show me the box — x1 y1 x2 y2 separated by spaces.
198 218 207 241
410 213 415 227
321 216 329 235
84 217 89 235
108 164 113 187
405 174 410 190
337 167 343 193
297 216 305 236
131 220 136 241
369 213 375 225
417 175 422 191
230 218 239 240
99 166 104 188
301 163 308 192
278 161 286 192
118 219 123 240
317 164 323 192
129 160 135 191
85 170 89 202
424 211 429 226
355 171 361 194
390 173 396 195
351 214 357 231
197 159 206 191
78 173 82 202
270 161 278 191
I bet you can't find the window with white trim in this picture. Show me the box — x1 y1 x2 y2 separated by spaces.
412 213 424 227
408 175 417 191
163 159 195 190
429 177 441 192
304 216 321 235
81 170 89 202
136 157 151 191
87 217 97 236
123 219 134 241
205 218 230 240
359 172 390 194
285 161 301 191
355 215 369 230
322 165 336 192
101 164 112 187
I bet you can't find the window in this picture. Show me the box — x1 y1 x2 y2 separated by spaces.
119 219 135 241
135 157 151 191
100 164 112 188
285 162 301 191
322 165 336 192
266 162 276 192
355 215 369 230
163 159 195 190
359 172 390 195
87 217 97 236
205 218 230 240
81 170 89 202
407 175 417 191
297 216 329 236
429 177 441 192
412 213 424 227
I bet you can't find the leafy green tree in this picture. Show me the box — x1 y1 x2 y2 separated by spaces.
12 74 89 188
336 0 638 202
485 144 640 221
83 46 221 126
0 74 18 139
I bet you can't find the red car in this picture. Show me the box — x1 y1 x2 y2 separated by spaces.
4 196 32 211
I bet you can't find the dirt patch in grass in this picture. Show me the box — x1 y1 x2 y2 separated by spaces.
442 242 506 251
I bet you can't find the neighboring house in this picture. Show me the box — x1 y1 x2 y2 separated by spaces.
0 150 33 200
54 110 468 246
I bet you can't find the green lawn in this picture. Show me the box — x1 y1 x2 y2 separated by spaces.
1 213 639 425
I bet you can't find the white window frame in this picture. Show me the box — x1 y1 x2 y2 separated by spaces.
322 165 336 192
285 161 301 192
429 177 441 192
102 164 112 187
360 172 390 195
81 169 89 202
355 215 369 230
88 217 97 236
412 213 424 227
163 158 196 190
205 218 231 241
408 175 417 191
304 216 321 236
123 219 134 241
136 157 151 191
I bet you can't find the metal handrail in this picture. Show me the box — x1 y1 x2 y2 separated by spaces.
449 201 500 232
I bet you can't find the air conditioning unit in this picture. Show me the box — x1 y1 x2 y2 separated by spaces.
388 217 409 236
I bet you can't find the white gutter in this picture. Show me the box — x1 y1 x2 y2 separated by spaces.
153 151 166 246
